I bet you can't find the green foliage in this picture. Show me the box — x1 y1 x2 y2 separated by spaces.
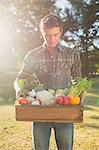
18 74 44 96
18 79 24 90
57 0 99 76
68 77 93 96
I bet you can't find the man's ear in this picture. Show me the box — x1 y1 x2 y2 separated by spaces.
60 28 63 36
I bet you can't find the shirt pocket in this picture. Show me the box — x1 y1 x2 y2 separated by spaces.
36 64 48 82
60 61 71 77
39 64 48 74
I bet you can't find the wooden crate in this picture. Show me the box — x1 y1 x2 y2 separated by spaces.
15 104 84 123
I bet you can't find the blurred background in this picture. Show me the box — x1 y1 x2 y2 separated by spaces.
0 0 99 101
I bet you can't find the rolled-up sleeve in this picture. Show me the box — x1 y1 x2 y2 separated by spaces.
18 53 33 78
14 51 36 92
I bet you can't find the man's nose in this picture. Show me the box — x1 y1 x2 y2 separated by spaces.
50 36 55 42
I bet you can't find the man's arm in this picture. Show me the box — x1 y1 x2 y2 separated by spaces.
14 51 36 98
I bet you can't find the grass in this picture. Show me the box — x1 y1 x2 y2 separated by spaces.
0 78 99 150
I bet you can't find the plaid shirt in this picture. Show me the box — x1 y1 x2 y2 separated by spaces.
15 44 81 91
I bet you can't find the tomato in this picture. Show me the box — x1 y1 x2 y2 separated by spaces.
56 96 64 105
19 97 29 105
63 96 70 105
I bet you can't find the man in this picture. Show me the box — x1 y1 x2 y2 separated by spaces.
14 14 81 150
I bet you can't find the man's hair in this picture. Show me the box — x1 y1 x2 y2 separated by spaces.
40 14 63 32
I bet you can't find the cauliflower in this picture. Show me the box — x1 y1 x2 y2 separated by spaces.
48 89 55 96
56 89 64 94
26 89 36 103
55 89 65 99
26 96 35 103
28 89 36 97
31 100 41 105
36 90 55 105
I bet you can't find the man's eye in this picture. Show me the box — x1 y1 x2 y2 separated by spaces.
54 34 59 36
54 34 57 37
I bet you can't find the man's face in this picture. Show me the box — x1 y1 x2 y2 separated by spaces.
42 27 62 48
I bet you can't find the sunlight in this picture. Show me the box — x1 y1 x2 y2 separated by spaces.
0 21 10 49
0 7 14 69
0 7 11 49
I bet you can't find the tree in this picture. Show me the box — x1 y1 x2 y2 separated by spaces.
55 0 99 76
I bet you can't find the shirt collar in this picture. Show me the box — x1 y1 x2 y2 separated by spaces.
42 42 63 52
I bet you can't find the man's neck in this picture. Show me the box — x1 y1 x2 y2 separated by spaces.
44 43 59 57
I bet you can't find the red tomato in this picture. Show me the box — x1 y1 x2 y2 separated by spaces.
63 96 70 105
19 97 29 105
56 96 64 105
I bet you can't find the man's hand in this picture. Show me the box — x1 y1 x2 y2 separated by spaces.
79 91 86 103
16 90 25 100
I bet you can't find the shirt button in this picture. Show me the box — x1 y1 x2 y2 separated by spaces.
53 75 56 78
51 55 53 59
65 65 67 68
40 66 42 70
53 64 56 68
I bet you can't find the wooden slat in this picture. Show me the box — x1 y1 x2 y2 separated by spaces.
15 105 83 123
